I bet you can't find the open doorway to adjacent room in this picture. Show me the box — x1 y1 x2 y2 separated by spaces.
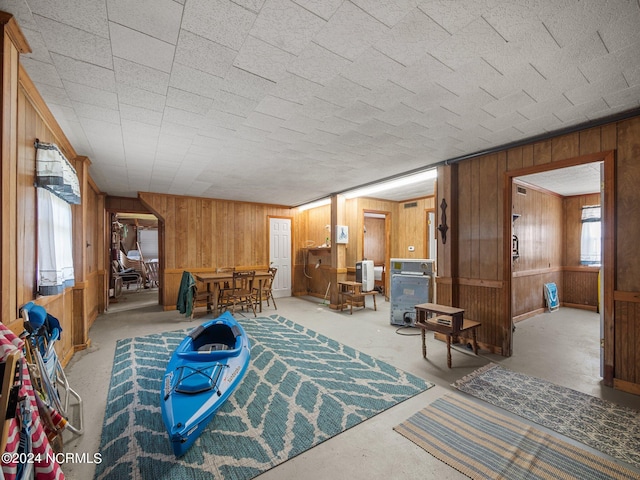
108 212 161 312
363 210 390 298
506 150 615 388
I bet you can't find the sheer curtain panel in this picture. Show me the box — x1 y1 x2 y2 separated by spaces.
35 141 80 296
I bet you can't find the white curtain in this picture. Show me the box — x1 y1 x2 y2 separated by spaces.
37 188 75 295
580 205 601 266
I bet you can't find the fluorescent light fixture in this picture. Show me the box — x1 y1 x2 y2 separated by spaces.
297 197 331 211
344 169 437 199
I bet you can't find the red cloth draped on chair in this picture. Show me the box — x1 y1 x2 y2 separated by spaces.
1 323 64 479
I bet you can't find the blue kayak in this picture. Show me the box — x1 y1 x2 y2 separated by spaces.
161 311 251 457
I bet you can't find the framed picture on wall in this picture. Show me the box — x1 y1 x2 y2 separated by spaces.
336 225 349 244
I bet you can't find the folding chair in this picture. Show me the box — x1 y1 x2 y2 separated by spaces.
20 302 84 436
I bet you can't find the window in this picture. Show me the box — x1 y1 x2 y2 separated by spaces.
580 205 601 266
35 141 80 295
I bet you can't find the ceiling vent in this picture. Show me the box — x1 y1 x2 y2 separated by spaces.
404 202 418 208
516 186 527 195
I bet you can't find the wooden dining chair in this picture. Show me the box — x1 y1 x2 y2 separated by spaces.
254 267 277 311
216 267 235 312
224 270 257 317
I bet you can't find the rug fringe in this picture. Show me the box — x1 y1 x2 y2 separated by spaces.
450 363 499 389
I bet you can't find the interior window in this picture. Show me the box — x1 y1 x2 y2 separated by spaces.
580 205 601 266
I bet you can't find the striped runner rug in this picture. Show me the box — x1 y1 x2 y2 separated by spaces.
394 394 639 480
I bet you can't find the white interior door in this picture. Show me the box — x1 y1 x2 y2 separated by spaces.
269 217 292 298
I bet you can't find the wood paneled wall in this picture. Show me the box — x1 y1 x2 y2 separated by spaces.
438 117 640 394
511 182 563 317
0 17 104 365
139 192 292 307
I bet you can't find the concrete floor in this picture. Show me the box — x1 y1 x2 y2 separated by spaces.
61 291 640 479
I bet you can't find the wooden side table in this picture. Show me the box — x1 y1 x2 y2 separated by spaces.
414 303 481 368
338 281 377 314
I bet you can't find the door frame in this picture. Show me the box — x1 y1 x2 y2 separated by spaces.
268 215 293 297
503 150 615 385
362 209 391 298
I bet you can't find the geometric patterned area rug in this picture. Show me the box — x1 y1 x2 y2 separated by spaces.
452 363 640 470
94 314 433 479
394 394 640 480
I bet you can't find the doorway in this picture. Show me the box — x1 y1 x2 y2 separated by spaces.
363 210 390 297
269 216 292 298
505 151 615 385
108 212 160 311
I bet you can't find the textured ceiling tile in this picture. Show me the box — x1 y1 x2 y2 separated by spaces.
337 100 383 124
38 83 72 108
169 63 225 98
313 1 389 61
543 0 618 48
233 35 294 83
28 0 109 37
119 104 164 126
374 7 450 66
113 57 170 96
357 81 413 110
482 90 536 118
280 114 322 134
209 90 258 117
564 73 629 106
315 75 371 107
255 95 302 120
20 57 63 88
159 121 198 139
51 53 115 91
531 32 608 80
480 111 528 133
106 0 183 44
300 96 342 120
71 101 121 124
291 0 342 20
599 3 640 52
388 53 452 92
175 30 235 79
269 73 323 104
409 83 458 112
182 0 256 51
374 102 422 126
204 109 246 130
163 106 206 129
341 47 406 90
33 15 112 68
351 0 420 28
222 66 276 101
316 115 359 135
1 0 38 30
63 80 118 109
117 84 166 112
243 111 284 132
250 0 326 55
166 87 214 115
554 97 609 123
21 27 52 63
417 0 502 34
109 23 175 73
517 95 573 122
429 17 507 70
603 85 640 110
287 42 352 85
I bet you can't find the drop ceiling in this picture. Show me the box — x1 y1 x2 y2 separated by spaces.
2 0 639 205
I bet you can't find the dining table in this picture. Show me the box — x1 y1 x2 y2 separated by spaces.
194 270 273 316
